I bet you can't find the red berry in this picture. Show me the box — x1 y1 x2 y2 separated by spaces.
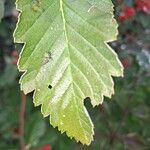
119 7 135 22
40 144 51 150
136 0 150 14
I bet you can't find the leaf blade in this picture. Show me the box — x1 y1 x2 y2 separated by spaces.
14 0 123 145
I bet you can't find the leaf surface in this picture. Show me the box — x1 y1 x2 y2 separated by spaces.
14 0 123 145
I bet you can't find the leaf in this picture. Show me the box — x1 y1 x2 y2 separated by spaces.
14 0 123 145
0 0 4 22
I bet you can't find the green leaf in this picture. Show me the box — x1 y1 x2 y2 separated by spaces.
14 0 123 145
0 0 4 22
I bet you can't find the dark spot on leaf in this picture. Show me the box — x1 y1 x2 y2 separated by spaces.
48 85 52 89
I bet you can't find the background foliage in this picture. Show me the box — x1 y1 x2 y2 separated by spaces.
0 0 150 149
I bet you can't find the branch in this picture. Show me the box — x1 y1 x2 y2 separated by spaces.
19 91 26 150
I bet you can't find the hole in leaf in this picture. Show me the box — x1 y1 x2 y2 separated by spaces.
48 85 52 89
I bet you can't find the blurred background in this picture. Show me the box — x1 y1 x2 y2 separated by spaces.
0 0 150 149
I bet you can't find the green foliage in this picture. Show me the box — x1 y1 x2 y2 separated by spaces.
14 0 123 145
0 0 4 22
0 0 150 149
